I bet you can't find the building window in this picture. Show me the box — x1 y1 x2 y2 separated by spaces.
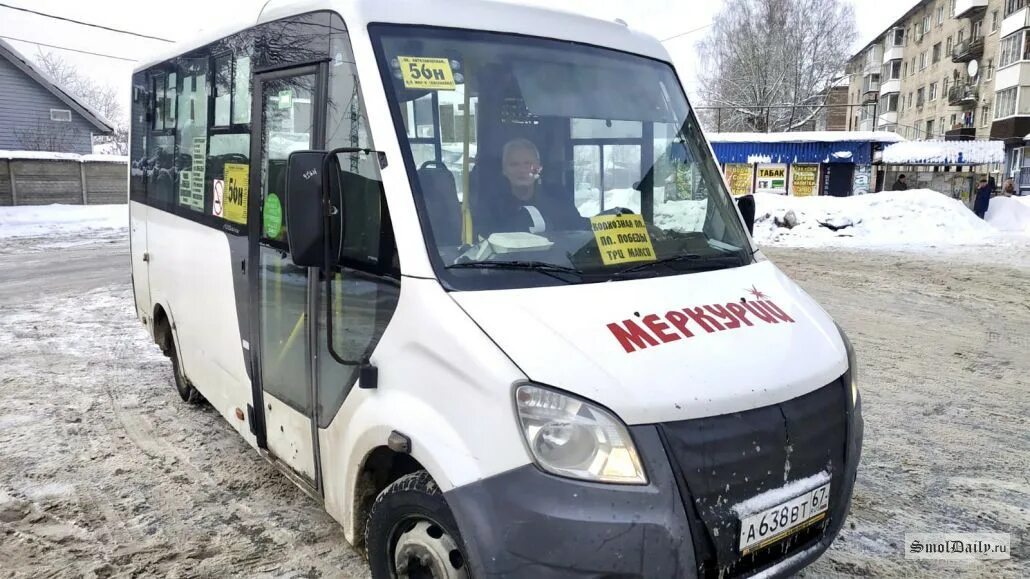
932 42 942 63
947 36 953 54
884 93 900 112
996 87 1017 118
923 15 931 36
917 87 926 106
890 28 905 46
903 61 909 77
950 113 957 128
908 92 913 108
930 82 938 101
943 76 950 97
973 20 984 41
993 10 1000 32
884 59 902 80
920 51 927 70
925 119 935 137
986 58 994 80
1000 31 1024 67
1007 0 1028 18
982 106 991 126
958 29 965 44
49 109 71 122
937 5 944 27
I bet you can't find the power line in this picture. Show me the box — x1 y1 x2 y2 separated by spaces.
0 34 137 62
661 23 713 42
0 2 174 43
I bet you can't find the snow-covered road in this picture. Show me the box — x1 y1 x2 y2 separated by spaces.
0 232 1026 578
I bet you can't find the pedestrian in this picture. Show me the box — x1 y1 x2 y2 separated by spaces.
1002 178 1016 197
973 176 994 219
892 174 909 191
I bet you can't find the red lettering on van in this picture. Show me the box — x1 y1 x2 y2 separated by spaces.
607 320 660 353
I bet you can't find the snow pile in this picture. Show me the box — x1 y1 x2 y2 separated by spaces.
985 196 1030 234
880 140 1003 165
0 205 127 239
753 189 998 247
576 188 707 232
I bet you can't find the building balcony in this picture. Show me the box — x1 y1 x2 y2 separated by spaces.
878 111 898 126
859 118 875 132
883 46 904 63
879 79 901 96
954 0 988 19
1002 7 1030 38
862 80 880 99
945 126 977 141
948 84 979 107
951 37 984 63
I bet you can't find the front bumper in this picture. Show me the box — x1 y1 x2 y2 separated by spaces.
445 380 863 578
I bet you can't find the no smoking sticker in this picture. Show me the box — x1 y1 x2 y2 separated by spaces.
212 179 224 218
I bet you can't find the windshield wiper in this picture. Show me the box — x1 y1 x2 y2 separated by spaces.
446 260 584 284
613 254 744 277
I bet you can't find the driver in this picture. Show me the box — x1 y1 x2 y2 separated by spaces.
479 138 587 235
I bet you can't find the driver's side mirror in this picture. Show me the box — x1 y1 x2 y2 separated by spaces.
736 194 756 235
285 150 331 267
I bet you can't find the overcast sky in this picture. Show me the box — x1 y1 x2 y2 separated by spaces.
0 0 916 120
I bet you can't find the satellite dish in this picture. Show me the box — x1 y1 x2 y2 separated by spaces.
968 59 979 78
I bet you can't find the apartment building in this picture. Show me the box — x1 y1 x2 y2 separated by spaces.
847 0 1001 142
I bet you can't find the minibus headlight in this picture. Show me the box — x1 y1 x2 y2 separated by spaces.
836 323 859 406
515 384 647 484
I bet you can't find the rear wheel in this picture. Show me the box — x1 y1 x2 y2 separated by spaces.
168 342 199 404
365 471 470 579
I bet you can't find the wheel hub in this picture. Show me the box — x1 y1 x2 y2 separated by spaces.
393 520 468 579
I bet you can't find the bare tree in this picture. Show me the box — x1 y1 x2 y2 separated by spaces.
34 50 127 152
697 0 856 132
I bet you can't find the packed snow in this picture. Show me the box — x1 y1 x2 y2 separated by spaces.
0 204 127 239
985 195 1030 234
880 140 1004 165
751 189 1020 247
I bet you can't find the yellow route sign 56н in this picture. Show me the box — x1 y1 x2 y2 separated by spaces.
590 213 657 266
397 56 456 90
223 163 249 225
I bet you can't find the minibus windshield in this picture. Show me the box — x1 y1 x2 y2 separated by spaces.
371 25 752 290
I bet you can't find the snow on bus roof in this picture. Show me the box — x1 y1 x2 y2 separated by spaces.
706 131 905 144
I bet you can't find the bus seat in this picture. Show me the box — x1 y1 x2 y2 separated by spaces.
417 161 462 246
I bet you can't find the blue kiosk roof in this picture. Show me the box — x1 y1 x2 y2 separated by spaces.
706 131 905 166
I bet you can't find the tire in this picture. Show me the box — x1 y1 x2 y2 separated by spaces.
365 471 471 579
169 342 200 404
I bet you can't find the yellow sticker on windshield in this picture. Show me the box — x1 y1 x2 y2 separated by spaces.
590 214 656 266
397 56 456 90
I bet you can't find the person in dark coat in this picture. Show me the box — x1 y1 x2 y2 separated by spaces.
973 177 995 219
892 174 909 191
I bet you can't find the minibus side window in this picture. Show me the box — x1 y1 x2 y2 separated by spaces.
129 73 149 202
175 58 210 214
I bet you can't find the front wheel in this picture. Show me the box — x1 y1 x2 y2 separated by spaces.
365 471 471 579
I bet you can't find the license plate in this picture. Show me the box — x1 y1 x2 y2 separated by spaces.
738 483 830 554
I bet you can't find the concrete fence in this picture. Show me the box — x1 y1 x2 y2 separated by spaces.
0 154 127 206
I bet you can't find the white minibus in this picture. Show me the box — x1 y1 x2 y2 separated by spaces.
129 1 863 577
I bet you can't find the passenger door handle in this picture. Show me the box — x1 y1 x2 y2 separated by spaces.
142 252 150 263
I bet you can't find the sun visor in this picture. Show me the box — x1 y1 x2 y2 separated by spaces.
511 60 677 122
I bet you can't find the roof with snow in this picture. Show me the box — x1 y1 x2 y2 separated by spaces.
880 140 1004 166
707 131 905 144
0 38 114 134
708 132 905 166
